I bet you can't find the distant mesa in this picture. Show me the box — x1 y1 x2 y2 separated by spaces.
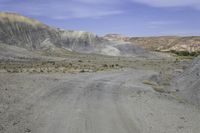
103 34 130 42
103 34 200 53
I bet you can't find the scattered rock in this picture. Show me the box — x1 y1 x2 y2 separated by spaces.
25 128 31 132
0 125 4 131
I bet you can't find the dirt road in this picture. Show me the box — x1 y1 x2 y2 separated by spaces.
0 69 200 133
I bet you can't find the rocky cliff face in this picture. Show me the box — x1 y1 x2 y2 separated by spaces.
0 12 61 50
0 12 102 52
59 30 103 53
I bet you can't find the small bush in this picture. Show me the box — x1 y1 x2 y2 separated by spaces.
143 80 158 86
110 64 114 68
102 64 108 67
80 69 85 73
152 85 165 93
170 50 200 57
143 80 166 93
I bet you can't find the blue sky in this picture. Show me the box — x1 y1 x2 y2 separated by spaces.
0 0 200 36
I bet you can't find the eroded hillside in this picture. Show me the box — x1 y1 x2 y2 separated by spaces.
0 12 161 58
104 34 200 53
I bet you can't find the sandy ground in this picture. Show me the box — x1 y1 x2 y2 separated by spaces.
0 69 200 133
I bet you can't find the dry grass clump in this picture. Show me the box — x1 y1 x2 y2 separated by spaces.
151 85 165 93
143 80 166 93
0 12 43 26
170 92 187 104
143 80 158 86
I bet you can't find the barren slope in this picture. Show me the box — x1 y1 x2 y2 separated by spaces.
172 56 200 106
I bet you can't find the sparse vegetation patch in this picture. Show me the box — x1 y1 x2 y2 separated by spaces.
143 80 166 93
170 50 200 57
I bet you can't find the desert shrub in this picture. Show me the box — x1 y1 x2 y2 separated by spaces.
110 64 114 68
102 64 108 67
80 69 85 73
6 69 12 73
68 63 72 67
179 51 190 56
11 69 19 73
170 50 200 57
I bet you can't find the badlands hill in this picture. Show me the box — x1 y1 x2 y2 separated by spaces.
0 12 157 59
104 34 200 53
0 12 101 51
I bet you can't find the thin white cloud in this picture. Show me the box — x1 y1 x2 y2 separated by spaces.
0 0 124 19
147 20 180 29
156 29 200 36
149 20 180 25
73 0 122 5
52 10 124 19
48 3 124 19
131 0 200 8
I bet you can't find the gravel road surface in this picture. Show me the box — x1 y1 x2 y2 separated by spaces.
0 70 200 133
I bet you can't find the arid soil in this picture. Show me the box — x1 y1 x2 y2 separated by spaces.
0 56 199 133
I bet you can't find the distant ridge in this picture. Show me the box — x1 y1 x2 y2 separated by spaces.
103 34 200 53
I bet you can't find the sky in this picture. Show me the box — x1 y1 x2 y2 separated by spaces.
0 0 200 36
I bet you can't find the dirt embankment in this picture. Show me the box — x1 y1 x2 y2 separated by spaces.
172 56 200 106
